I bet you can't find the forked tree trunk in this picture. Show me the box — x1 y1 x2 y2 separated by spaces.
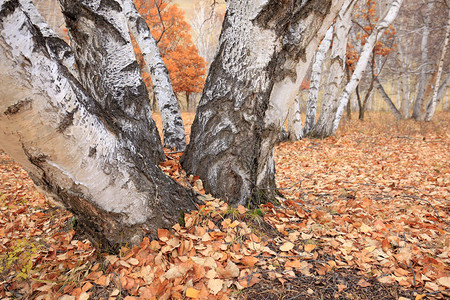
303 25 333 136
332 0 403 134
182 0 344 205
123 0 186 150
308 0 355 138
0 0 197 248
425 8 450 121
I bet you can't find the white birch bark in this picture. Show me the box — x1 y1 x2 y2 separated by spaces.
288 94 303 141
0 0 196 246
19 0 77 77
182 0 345 205
425 8 450 122
303 25 333 136
123 0 186 150
412 0 433 120
332 0 403 134
308 0 355 138
59 0 165 163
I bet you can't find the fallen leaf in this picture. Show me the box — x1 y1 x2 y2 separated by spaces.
304 244 316 253
437 276 450 288
280 241 294 252
186 287 200 298
207 278 224 295
357 279 371 287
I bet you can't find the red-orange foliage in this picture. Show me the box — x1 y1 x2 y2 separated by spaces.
346 0 396 73
133 0 207 108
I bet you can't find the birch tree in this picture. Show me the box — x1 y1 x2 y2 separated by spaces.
332 0 403 135
0 0 197 247
182 0 345 205
411 1 433 120
425 8 450 121
123 0 186 150
303 25 333 136
308 0 355 138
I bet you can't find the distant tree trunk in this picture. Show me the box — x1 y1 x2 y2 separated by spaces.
186 92 191 111
182 0 345 205
303 26 333 136
308 0 355 138
288 94 303 141
425 8 450 121
123 0 186 150
412 0 433 120
332 0 403 134
374 77 402 120
0 0 197 248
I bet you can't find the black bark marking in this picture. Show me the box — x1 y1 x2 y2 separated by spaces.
88 147 97 157
4 99 32 115
57 108 78 133
0 0 19 20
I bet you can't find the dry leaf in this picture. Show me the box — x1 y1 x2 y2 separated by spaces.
280 241 294 252
304 244 316 253
437 276 450 288
357 279 371 287
241 256 258 267
185 287 200 298
237 205 247 214
207 279 224 295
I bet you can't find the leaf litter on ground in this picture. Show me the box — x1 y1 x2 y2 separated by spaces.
0 112 448 299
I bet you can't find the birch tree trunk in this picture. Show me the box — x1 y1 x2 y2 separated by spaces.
58 0 165 163
182 0 345 205
123 0 186 150
0 0 197 247
375 77 401 120
303 25 333 136
308 0 355 138
332 0 403 135
411 1 432 120
425 8 450 121
288 94 303 141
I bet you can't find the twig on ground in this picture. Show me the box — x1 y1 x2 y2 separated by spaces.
409 261 416 288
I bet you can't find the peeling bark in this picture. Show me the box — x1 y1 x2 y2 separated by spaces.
0 0 196 248
182 0 344 205
123 0 186 150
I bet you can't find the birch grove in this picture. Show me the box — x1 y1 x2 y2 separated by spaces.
332 0 404 135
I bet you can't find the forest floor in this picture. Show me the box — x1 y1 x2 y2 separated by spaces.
0 112 449 300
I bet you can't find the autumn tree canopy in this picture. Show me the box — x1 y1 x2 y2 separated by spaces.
134 0 207 110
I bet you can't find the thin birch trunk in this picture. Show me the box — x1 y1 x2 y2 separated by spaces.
375 77 401 120
332 0 403 134
123 0 186 150
307 0 355 138
288 94 303 141
303 26 333 136
425 9 450 121
412 1 433 120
